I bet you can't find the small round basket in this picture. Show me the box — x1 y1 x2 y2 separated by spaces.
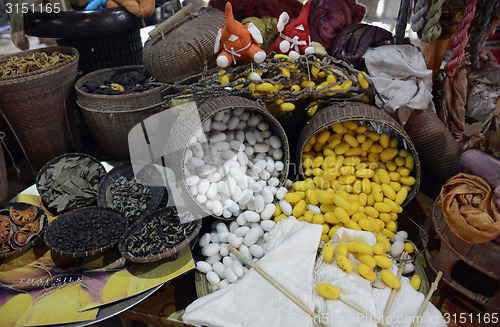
119 207 201 263
36 152 106 215
97 162 165 222
167 96 290 221
0 202 47 259
143 7 225 83
43 206 127 258
296 102 421 207
75 65 166 159
0 46 79 170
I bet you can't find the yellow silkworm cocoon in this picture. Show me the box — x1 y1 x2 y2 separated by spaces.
389 137 398 148
351 211 365 222
343 120 358 130
317 283 340 300
374 202 392 213
359 254 376 268
367 152 379 163
335 243 348 257
338 175 356 185
324 155 337 167
382 228 396 239
336 254 353 273
313 156 323 167
364 131 379 141
313 168 325 177
323 224 330 235
373 218 384 231
370 144 384 154
304 210 314 222
404 242 415 254
316 130 331 144
356 134 366 143
381 184 397 201
380 269 400 289
395 187 408 205
317 191 334 205
344 156 361 166
285 192 303 203
300 80 316 88
410 275 421 291
400 176 416 186
341 80 353 90
331 122 345 134
274 203 282 217
378 168 391 184
255 82 274 92
376 235 392 251
280 102 295 112
379 148 399 162
326 138 342 151
405 156 415 171
360 138 373 152
358 193 368 206
358 72 369 89
324 211 338 224
306 190 319 205
388 171 401 182
394 156 406 167
279 66 291 77
379 133 390 148
322 242 334 262
340 165 355 175
365 206 379 218
313 213 326 224
389 181 402 192
352 180 362 194
307 103 318 117
321 234 330 242
372 243 385 255
383 198 399 213
334 207 350 224
347 241 373 254
333 195 351 211
290 84 301 93
379 213 391 223
386 161 397 171
302 157 313 168
329 224 341 237
334 142 350 155
366 194 375 206
357 263 376 281
389 212 398 221
344 134 358 147
396 166 410 177
219 73 230 85
292 181 308 191
326 73 337 84
345 220 361 231
293 200 307 217
355 168 375 179
344 147 363 157
374 255 393 268
358 217 374 231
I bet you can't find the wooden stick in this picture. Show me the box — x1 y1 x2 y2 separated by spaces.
383 251 409 318
410 271 443 327
227 245 330 327
338 295 387 327
148 3 195 39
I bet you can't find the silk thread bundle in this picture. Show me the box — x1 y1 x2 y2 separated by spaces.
422 0 446 43
444 0 478 77
468 0 499 69
395 0 413 44
411 0 429 32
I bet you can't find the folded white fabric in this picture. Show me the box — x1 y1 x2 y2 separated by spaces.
314 228 447 327
182 218 323 327
364 44 434 115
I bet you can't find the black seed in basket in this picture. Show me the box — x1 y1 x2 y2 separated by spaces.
106 175 152 219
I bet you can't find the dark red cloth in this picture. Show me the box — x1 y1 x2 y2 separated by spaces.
308 0 366 50
208 0 303 21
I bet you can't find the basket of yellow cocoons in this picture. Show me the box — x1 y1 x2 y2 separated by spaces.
272 101 421 244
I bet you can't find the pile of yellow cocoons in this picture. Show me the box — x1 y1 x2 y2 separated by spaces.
273 120 416 243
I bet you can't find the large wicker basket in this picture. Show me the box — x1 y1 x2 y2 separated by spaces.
0 46 79 170
296 102 421 207
75 66 166 160
143 7 225 83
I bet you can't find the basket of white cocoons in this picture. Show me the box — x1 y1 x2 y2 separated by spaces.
166 95 291 294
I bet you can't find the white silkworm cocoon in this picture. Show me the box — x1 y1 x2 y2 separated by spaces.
233 108 244 116
224 267 238 283
259 170 270 181
212 201 223 216
211 285 219 292
196 261 212 273
248 115 261 127
237 151 248 167
185 149 193 161
211 120 226 131
198 165 216 177
254 195 265 213
205 253 222 265
254 143 269 153
199 233 211 248
239 112 250 121
307 204 321 214
234 226 250 237
222 149 236 160
394 234 405 244
197 179 210 195
285 179 293 187
227 116 240 130
216 222 229 234
280 200 293 216
245 131 256 145
206 271 220 286
253 130 264 143
213 262 226 279
244 228 261 247
276 187 288 200
263 232 270 242
207 172 222 183
236 130 245 143
191 143 204 158
186 175 199 186
206 183 218 199
274 161 284 171
202 243 221 257
217 181 230 196
187 157 204 169
229 221 239 233
196 194 207 204
230 140 245 152
202 118 212 133
265 158 275 173
269 135 282 148
189 185 198 196
258 121 269 131
261 203 275 220
210 132 226 143
210 232 219 244
236 213 246 225
232 260 245 278
230 166 248 189
250 244 264 258
219 243 229 256
238 189 253 205
261 220 276 232
227 233 242 248
239 245 252 262
222 112 230 123
272 149 283 161
261 130 271 139
225 199 239 213
244 146 254 156
262 187 274 204
390 241 405 258
243 211 260 223
213 141 230 152
403 262 415 274
222 255 233 268
218 231 230 243
214 110 225 121
222 209 232 219
396 231 408 240
268 177 280 188
219 279 230 289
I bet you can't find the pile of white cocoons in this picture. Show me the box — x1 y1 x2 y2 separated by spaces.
195 218 277 292
183 108 285 219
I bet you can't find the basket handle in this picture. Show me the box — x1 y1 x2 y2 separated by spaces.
148 2 195 39
0 108 37 179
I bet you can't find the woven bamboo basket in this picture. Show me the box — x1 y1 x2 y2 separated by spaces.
0 134 7 203
143 7 225 83
0 46 79 170
167 96 290 221
75 65 166 159
296 102 421 207
404 109 463 185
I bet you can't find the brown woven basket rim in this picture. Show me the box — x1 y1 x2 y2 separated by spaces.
0 46 79 85
77 99 167 114
75 65 166 101
297 102 421 207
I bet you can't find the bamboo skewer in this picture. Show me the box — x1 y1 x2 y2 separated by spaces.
227 245 330 327
410 271 443 327
383 251 409 318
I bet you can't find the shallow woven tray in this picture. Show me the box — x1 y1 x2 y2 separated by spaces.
296 102 421 207
166 96 290 221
